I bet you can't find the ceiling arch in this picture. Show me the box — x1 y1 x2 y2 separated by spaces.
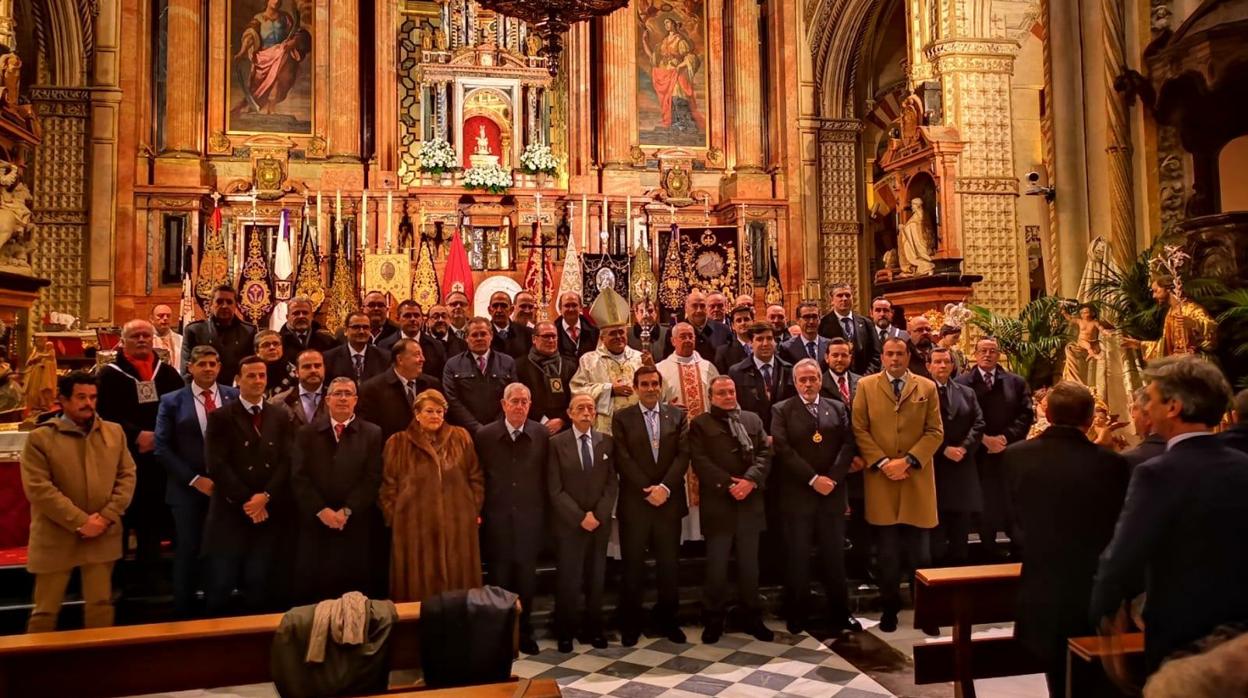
26 0 95 87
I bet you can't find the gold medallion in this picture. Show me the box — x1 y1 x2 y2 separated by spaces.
812 432 823 444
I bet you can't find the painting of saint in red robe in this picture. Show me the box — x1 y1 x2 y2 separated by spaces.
637 0 708 148
228 0 313 134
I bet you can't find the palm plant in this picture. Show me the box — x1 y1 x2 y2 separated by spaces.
1213 288 1248 388
968 295 1070 386
1087 248 1164 341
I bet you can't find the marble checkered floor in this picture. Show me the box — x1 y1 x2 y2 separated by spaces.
511 621 896 698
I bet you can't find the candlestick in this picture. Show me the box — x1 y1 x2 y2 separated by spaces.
316 190 323 251
536 192 542 223
336 189 342 223
626 195 632 250
361 190 368 249
600 195 609 254
386 191 394 251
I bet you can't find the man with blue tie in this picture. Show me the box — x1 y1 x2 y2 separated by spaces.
548 394 618 652
154 345 239 616
323 312 391 385
781 301 831 368
269 349 327 428
612 366 690 646
817 283 874 374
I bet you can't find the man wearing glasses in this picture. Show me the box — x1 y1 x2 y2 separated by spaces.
516 321 575 435
781 301 831 370
323 312 392 385
334 291 400 346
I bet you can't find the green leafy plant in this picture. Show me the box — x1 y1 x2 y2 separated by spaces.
1212 288 1248 388
968 296 1070 386
1087 248 1165 341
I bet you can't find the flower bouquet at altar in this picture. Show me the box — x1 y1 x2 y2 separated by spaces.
418 138 457 174
463 163 513 194
519 142 558 175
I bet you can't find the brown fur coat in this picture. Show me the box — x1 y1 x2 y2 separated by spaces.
380 422 484 602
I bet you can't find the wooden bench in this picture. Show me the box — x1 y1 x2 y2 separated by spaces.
381 678 561 697
0 600 517 698
1066 633 1145 698
912 564 1040 698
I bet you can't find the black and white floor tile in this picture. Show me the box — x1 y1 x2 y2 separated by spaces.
512 621 896 698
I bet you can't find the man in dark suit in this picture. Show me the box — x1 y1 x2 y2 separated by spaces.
867 297 910 373
628 299 671 363
1217 388 1248 455
955 337 1033 558
334 290 401 345
180 284 257 385
928 347 985 565
772 359 858 634
817 284 874 374
96 319 186 593
555 292 598 360
781 301 831 369
819 338 871 566
290 377 384 603
692 375 772 643
155 345 239 616
202 356 295 614
548 394 618 652
820 339 861 407
907 316 935 379
1123 386 1166 469
612 366 689 646
444 317 518 434
1092 357 1248 675
278 297 338 370
488 291 534 359
686 290 733 360
728 322 794 434
358 338 442 442
476 383 551 655
515 321 575 434
427 302 468 358
269 349 327 428
323 312 391 385
1004 381 1129 696
378 300 450 381
714 305 755 374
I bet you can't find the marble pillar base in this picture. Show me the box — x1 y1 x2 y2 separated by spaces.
153 156 210 187
720 170 772 200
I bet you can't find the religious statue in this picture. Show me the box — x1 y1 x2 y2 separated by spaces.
1061 302 1116 386
435 26 449 51
0 160 33 270
1122 276 1217 359
421 22 434 51
24 341 58 414
525 32 542 58
231 0 312 116
0 361 23 413
468 124 499 168
897 197 935 276
0 52 21 109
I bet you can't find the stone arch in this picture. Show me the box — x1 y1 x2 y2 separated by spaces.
26 0 94 87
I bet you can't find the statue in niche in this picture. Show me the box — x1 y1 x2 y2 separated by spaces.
0 161 34 270
24 341 58 414
896 197 935 276
526 32 542 57
0 52 21 109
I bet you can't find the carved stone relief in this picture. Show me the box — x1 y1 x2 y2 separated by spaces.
30 87 89 324
818 120 863 301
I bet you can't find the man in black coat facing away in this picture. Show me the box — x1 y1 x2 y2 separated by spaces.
1092 357 1248 675
817 283 875 375
476 383 550 655
1004 381 1129 695
692 375 773 644
928 347 985 565
548 394 618 653
96 319 185 593
180 284 258 384
202 356 295 615
444 317 518 434
772 358 858 635
290 377 383 603
324 312 391 384
516 321 576 434
956 336 1033 558
611 366 689 646
358 338 442 442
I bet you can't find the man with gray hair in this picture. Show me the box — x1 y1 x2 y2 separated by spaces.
278 296 336 369
1091 357 1248 675
475 382 550 654
1123 386 1166 469
96 319 185 594
1217 388 1248 455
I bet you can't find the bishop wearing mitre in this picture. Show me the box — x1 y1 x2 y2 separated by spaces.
570 287 651 434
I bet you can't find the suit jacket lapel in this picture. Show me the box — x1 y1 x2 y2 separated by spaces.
899 377 919 405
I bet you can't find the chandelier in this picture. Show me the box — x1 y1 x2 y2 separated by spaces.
476 0 630 77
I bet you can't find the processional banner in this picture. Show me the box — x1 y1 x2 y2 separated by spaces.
657 224 739 312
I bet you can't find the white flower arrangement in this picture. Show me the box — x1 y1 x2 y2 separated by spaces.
462 163 513 194
418 138 457 174
519 142 558 174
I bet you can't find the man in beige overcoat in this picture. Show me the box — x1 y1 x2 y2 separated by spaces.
21 370 136 632
852 336 943 632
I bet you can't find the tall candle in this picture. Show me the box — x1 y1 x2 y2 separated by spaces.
626 195 632 250
336 189 342 221
386 190 394 250
361 190 368 248
581 194 587 249
536 192 542 222
316 190 323 250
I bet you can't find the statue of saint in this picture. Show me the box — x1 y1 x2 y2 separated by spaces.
24 341 58 414
474 124 492 155
1122 276 1217 359
897 197 935 276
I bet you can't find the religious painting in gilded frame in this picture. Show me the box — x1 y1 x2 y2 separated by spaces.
226 0 315 135
635 0 709 148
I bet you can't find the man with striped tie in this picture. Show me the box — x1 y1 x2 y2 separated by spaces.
781 301 831 370
269 349 327 428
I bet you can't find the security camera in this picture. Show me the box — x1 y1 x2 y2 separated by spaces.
1023 171 1055 202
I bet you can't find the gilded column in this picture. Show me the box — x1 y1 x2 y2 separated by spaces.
162 0 203 154
1103 0 1135 270
731 0 763 171
328 0 361 159
929 39 1026 314
600 7 635 168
